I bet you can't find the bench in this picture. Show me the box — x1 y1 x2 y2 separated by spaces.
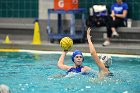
92 27 140 33
91 27 140 43
0 23 34 30
0 23 34 41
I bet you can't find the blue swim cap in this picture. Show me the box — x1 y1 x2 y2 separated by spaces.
71 50 84 62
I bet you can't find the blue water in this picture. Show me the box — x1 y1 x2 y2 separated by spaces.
0 52 140 93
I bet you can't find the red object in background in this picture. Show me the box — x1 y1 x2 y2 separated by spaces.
54 0 78 10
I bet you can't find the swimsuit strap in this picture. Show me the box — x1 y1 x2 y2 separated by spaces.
67 65 84 74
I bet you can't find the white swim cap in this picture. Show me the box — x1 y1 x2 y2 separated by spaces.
100 55 112 68
0 84 10 93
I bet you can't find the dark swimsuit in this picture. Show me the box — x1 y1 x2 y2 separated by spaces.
106 72 114 77
67 66 87 75
105 66 114 77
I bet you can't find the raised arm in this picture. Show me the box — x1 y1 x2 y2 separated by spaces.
87 28 108 72
57 51 71 70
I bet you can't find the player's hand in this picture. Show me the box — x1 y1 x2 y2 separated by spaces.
87 27 92 39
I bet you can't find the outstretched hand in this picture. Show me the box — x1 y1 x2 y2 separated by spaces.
87 27 92 39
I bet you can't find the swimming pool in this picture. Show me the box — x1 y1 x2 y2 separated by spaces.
0 50 140 93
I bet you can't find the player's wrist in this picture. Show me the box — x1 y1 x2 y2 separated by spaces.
87 35 92 38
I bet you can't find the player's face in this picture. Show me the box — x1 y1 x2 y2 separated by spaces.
74 54 83 65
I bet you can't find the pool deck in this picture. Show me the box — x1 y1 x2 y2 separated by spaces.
0 40 140 55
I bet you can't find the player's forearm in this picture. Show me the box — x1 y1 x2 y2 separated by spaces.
87 28 96 56
57 51 66 66
88 38 107 70
87 36 97 57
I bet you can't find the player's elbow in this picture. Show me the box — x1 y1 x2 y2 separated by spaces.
57 64 61 68
57 63 63 69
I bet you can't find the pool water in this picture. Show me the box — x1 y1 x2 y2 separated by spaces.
0 52 140 93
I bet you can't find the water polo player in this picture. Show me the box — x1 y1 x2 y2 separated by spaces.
57 28 113 78
57 49 93 75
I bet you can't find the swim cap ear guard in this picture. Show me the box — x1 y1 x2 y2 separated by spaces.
71 50 84 62
100 55 112 68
